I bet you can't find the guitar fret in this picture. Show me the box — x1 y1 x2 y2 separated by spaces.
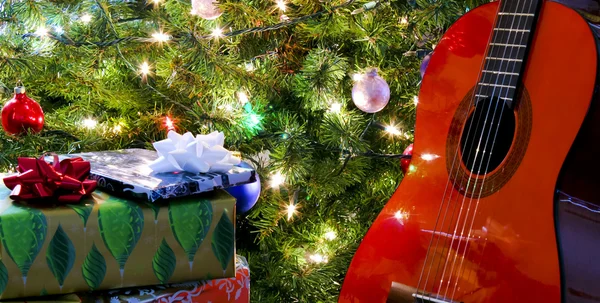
497 12 535 17
482 70 520 76
486 57 523 62
478 83 516 89
489 43 526 48
494 28 530 33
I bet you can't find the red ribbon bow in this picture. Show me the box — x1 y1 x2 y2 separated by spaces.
3 154 97 204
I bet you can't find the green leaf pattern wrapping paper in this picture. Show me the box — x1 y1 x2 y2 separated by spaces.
0 204 47 283
46 224 76 288
168 198 213 269
0 182 235 300
212 210 235 272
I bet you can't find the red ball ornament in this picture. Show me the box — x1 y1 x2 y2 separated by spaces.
1 85 44 135
400 144 413 174
352 68 391 113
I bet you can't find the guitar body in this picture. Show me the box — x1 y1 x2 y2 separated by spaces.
339 1 599 302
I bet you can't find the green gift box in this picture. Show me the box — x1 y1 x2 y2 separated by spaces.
0 181 236 300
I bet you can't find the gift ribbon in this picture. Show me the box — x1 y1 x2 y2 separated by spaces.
3 153 97 203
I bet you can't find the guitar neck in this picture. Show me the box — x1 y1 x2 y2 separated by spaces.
476 0 543 106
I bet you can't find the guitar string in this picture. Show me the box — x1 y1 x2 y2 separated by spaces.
415 1 504 298
445 0 535 299
450 0 537 299
432 0 525 298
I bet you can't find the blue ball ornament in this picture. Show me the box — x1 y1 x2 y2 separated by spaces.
226 161 261 214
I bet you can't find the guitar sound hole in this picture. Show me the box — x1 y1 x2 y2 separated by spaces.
459 98 516 175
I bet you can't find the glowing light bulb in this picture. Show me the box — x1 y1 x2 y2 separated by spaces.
151 31 170 43
165 116 175 130
152 0 161 5
286 203 296 220
223 104 233 112
54 26 64 35
324 231 336 240
413 96 419 106
211 28 223 38
385 125 402 136
112 124 123 133
400 17 408 24
270 171 285 188
352 73 364 81
238 91 249 105
421 153 440 161
82 118 97 129
309 254 327 264
329 102 342 113
276 0 287 11
80 13 92 24
35 26 48 37
432 44 437 49
140 61 151 75
245 62 255 72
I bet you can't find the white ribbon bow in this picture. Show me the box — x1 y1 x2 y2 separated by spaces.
148 130 241 174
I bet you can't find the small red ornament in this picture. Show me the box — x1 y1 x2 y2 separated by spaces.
400 144 413 174
1 84 44 135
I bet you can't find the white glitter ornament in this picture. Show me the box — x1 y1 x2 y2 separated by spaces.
191 0 222 20
351 68 391 113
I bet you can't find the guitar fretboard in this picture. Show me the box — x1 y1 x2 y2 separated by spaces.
476 0 543 104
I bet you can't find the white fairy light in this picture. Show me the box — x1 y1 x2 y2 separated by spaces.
112 124 123 133
329 102 342 113
211 27 223 38
324 231 336 240
140 61 151 75
238 91 249 105
385 125 402 136
309 254 328 264
82 118 97 129
400 17 408 24
286 203 296 220
352 73 364 82
35 26 48 37
413 96 419 106
270 171 285 188
276 0 287 11
151 31 170 43
245 62 255 72
80 13 93 24
54 26 64 35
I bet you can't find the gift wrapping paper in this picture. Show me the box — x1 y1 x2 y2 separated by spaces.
0 181 236 300
81 255 250 303
59 149 257 203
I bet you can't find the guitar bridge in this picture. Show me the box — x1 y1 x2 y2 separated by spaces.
386 282 463 303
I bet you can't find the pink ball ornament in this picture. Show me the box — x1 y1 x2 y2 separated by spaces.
191 0 222 20
351 68 391 113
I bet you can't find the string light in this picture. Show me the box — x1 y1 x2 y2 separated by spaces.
270 171 285 188
329 102 342 113
211 27 224 38
151 31 170 43
324 231 336 240
385 124 402 136
400 17 408 24
139 61 151 75
421 153 440 161
54 26 64 35
352 73 364 81
152 0 161 5
112 124 123 133
245 62 255 72
286 203 297 220
413 96 419 106
309 254 328 264
276 0 287 11
80 13 93 24
237 91 249 105
35 26 48 37
82 118 97 129
165 116 175 130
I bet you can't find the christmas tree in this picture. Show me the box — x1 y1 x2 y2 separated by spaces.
0 0 485 301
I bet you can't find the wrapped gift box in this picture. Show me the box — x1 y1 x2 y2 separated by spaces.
0 181 236 300
60 149 257 202
81 255 250 303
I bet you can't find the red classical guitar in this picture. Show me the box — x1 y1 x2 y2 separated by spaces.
339 0 600 302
